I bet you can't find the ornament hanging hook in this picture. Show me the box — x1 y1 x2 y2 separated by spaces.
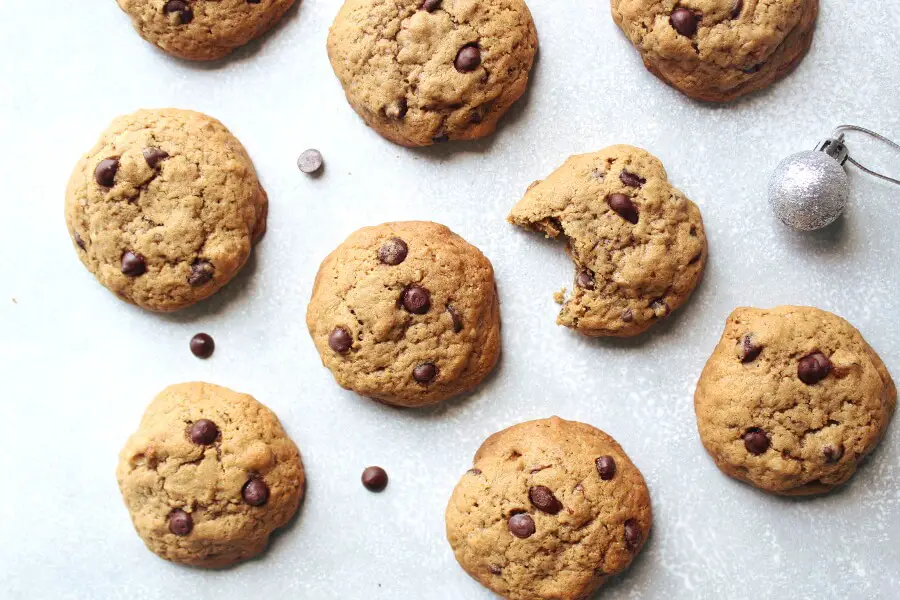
830 124 900 186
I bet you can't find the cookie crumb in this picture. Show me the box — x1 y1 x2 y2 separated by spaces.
554 288 567 305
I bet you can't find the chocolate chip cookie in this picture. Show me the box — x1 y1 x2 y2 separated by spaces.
508 145 707 337
65 108 267 312
116 382 305 567
446 417 652 600
306 221 500 407
117 0 297 61
611 0 818 102
695 306 896 495
326 0 538 146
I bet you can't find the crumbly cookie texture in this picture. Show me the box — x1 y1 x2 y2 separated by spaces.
326 0 538 147
306 221 500 408
65 108 267 312
611 0 819 102
508 145 707 337
117 0 297 61
446 417 652 600
116 383 305 568
695 306 896 495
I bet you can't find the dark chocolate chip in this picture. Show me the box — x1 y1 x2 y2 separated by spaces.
528 486 563 514
188 260 213 286
576 269 595 290
413 362 438 384
670 7 698 36
508 513 535 539
142 147 169 169
798 352 832 385
489 564 502 575
740 334 763 363
94 158 119 187
731 0 744 18
297 149 324 174
248 0 262 4
743 428 770 455
595 456 617 480
163 0 193 24
422 0 441 11
189 419 219 445
74 231 86 250
242 478 270 506
467 468 482 475
455 44 481 73
401 284 431 314
361 466 389 492
622 308 634 323
121 251 146 276
607 193 639 224
379 238 408 265
823 444 844 463
619 171 646 188
189 333 215 359
168 509 193 536
624 519 642 552
328 327 352 353
447 306 463 333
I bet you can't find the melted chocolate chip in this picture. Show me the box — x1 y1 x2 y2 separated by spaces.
242 478 270 506
455 44 481 73
422 0 441 11
401 284 431 314
528 486 563 514
328 327 352 353
607 194 639 224
189 333 215 359
121 251 146 276
508 513 535 539
823 444 844 463
361 466 389 492
670 7 698 37
413 362 438 384
798 352 832 385
740 334 763 363
624 519 642 552
188 260 214 286
168 509 193 536
189 419 219 445
163 0 193 24
595 456 617 480
576 269 596 290
731 0 744 18
619 171 646 188
743 428 770 455
379 238 408 265
94 158 119 188
143 147 169 169
447 306 463 333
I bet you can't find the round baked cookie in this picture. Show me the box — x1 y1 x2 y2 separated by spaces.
65 108 267 312
508 145 707 337
306 221 500 407
116 382 304 568
695 306 896 495
116 0 297 61
446 417 652 600
611 0 819 102
326 0 538 147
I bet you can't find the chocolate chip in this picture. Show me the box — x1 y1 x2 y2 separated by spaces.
743 63 764 74
467 468 482 475
743 428 770 455
94 158 119 187
361 466 388 492
595 456 617 480
386 98 408 120
528 486 563 514
823 444 844 463
401 284 431 314
508 513 535 539
328 327 352 353
624 519 642 552
670 8 698 36
297 149 323 174
575 268 595 290
447 306 463 333
189 333 215 359
189 419 219 444
248 0 261 3
242 478 270 506
622 308 634 323
432 134 450 144
607 194 639 224
168 509 193 536
650 299 670 318
489 564 502 575
188 260 214 286
413 362 438 384
163 0 193 24
740 334 763 363
798 352 832 385
121 251 146 276
455 45 481 73
74 231 86 250
143 148 169 169
619 171 646 188
731 0 744 18
422 0 441 11
378 238 408 265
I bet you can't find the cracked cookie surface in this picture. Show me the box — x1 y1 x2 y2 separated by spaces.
117 0 297 61
306 221 500 407
508 145 706 338
445 417 652 600
611 0 818 102
326 0 538 146
116 382 304 568
65 108 267 312
695 306 896 495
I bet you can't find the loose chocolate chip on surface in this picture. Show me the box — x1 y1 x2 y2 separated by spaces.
379 238 408 265
188 260 214 286
595 456 617 480
164 0 193 24
528 486 563 514
607 193 639 224
743 428 770 455
94 158 119 187
121 251 146 276
731 0 744 18
361 466 389 492
619 171 646 188
297 149 324 174
823 444 844 463
422 0 441 11
624 519 642 551
447 306 463 333
798 352 832 385
189 419 219 445
74 231 86 250
740 334 763 363
190 333 215 359
142 147 169 169
328 327 352 353
168 509 193 536
670 7 698 36
401 284 431 314
413 362 438 384
508 513 535 539
242 478 270 506
455 44 482 73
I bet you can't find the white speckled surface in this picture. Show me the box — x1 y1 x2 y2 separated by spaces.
1 1 898 598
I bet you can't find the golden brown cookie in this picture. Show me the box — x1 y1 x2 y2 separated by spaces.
695 306 896 495
65 108 267 312
116 383 305 567
611 0 818 102
508 145 707 337
306 221 500 407
446 417 652 600
116 0 297 61
326 0 538 146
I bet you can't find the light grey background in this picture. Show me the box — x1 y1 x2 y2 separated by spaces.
1 1 898 599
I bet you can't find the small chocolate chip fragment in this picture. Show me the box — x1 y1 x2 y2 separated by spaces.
242 478 270 506
164 0 193 24
455 45 481 73
447 305 463 333
528 486 563 514
94 158 119 188
576 269 595 290
328 327 352 353
739 334 763 363
413 362 438 384
670 7 698 37
168 509 193 536
743 428 770 455
386 98 408 120
619 170 646 188
297 149 324 174
489 564 502 575
650 299 669 318
379 238 408 265
624 519 642 552
361 466 389 492
422 0 441 11
142 147 169 169
121 251 146 276
743 63 764 74
248 0 261 4
401 284 431 314
467 468 482 475
595 456 617 480
432 134 450 144
189 333 215 359
508 513 535 539
798 352 832 385
188 260 214 286
622 308 634 323
74 231 86 250
607 193 639 224
731 0 744 18
823 444 844 463
189 419 219 445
